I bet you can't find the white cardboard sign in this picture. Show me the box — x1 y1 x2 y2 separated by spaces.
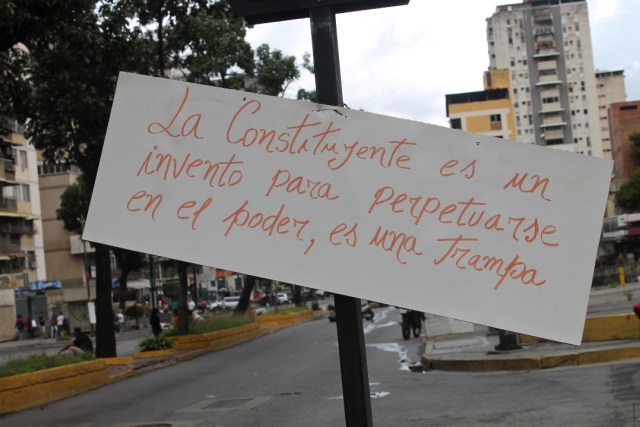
84 73 612 344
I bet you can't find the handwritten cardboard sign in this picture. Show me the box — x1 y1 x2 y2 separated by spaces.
84 72 612 344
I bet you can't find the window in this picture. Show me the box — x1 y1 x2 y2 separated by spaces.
18 150 28 170
450 118 462 129
490 114 501 123
21 184 30 202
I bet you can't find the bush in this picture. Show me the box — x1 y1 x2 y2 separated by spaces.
0 352 95 378
124 305 145 319
137 335 173 352
187 313 253 335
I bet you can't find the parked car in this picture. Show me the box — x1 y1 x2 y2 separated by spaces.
208 299 224 311
223 296 240 310
277 292 290 304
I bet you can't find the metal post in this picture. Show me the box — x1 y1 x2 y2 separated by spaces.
149 254 157 310
310 7 373 426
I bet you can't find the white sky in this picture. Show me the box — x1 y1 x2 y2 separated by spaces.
245 0 640 128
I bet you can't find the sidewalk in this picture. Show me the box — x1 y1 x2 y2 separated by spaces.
421 283 640 371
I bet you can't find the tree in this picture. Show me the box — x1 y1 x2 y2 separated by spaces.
616 131 640 212
2 0 309 348
2 0 152 357
112 248 145 311
170 0 254 88
249 44 299 96
56 175 90 233
296 52 317 102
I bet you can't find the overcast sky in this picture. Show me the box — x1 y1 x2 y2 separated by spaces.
245 0 640 128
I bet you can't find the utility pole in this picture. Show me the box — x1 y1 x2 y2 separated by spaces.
228 2 410 425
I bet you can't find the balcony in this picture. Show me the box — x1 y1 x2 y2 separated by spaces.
0 220 35 235
0 197 18 213
0 159 16 183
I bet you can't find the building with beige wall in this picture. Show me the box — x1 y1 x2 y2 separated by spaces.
596 70 627 160
38 164 95 301
446 69 517 141
0 120 46 340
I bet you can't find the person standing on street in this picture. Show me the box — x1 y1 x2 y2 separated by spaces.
56 311 65 337
50 313 58 338
15 314 26 340
38 313 46 338
116 310 125 333
150 308 162 337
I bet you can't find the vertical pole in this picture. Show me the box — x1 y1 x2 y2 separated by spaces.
149 254 157 310
310 7 373 427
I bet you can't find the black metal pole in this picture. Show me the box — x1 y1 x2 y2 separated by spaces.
310 7 373 427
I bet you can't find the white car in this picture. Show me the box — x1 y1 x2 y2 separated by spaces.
223 296 240 310
276 292 290 304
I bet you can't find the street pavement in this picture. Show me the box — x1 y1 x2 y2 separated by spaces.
1 282 639 371
421 281 640 371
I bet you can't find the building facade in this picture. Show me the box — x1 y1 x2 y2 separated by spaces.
596 70 626 160
609 101 640 181
445 69 517 140
38 163 95 300
0 120 46 340
486 0 603 156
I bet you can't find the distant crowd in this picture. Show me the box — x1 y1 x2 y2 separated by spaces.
14 311 70 340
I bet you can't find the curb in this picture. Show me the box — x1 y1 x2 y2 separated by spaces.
0 309 320 415
422 344 640 372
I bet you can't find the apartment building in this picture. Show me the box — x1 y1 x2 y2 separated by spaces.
486 0 603 156
0 121 46 339
0 121 45 284
596 70 627 160
38 163 95 304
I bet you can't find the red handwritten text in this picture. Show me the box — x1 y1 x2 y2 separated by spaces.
265 168 340 201
433 235 546 289
147 87 203 140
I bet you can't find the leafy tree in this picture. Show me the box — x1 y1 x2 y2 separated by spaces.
628 131 640 160
2 0 151 357
56 175 90 233
249 44 299 96
170 0 254 88
2 0 310 346
296 52 317 102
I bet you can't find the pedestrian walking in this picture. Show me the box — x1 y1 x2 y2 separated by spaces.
150 308 162 337
50 314 58 338
56 312 65 336
38 313 46 338
116 310 125 333
15 314 26 340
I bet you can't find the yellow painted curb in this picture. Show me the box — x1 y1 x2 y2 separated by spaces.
582 313 640 342
516 313 640 344
103 356 136 365
131 349 176 359
0 360 109 414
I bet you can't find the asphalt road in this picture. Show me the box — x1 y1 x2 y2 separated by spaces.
1 305 639 427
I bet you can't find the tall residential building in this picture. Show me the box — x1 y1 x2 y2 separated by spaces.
596 70 627 160
0 121 46 284
486 0 603 156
